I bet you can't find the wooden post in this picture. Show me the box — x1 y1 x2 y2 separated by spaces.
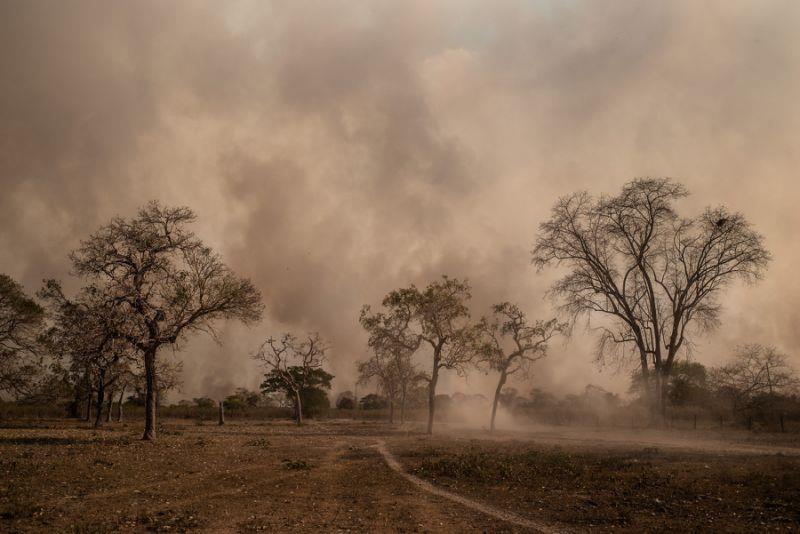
218 400 225 426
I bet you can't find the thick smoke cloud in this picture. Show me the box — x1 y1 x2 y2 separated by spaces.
1 0 798 400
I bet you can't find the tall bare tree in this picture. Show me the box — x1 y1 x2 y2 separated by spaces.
254 332 328 425
475 302 565 432
68 202 263 440
0 274 45 398
532 178 770 417
362 276 476 434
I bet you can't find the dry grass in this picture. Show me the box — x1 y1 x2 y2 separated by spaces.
1 417 798 532
396 437 800 532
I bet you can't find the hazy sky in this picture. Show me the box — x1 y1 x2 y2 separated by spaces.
1 0 798 400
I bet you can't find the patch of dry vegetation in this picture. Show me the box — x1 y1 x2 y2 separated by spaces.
398 438 800 531
3 418 799 533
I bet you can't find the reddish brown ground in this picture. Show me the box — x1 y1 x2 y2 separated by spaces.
1 418 798 533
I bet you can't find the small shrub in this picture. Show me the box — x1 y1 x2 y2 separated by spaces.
283 459 310 470
246 438 271 448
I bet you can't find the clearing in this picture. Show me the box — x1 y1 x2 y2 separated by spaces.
1 419 798 532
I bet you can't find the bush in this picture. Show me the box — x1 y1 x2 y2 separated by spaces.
301 388 330 418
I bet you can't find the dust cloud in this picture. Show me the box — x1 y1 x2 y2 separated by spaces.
1 1 798 401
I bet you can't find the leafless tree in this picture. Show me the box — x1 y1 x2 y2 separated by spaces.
475 302 565 432
254 332 328 425
67 201 263 439
0 274 45 398
532 178 770 417
710 344 798 411
362 276 476 434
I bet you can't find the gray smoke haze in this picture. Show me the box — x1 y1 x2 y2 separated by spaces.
1 0 799 401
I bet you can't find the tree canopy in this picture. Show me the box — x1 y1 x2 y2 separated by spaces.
0 274 45 398
66 201 263 439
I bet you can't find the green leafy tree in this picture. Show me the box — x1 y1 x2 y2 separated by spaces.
193 397 215 409
255 332 330 424
261 366 333 419
223 388 262 410
359 393 388 410
668 361 709 407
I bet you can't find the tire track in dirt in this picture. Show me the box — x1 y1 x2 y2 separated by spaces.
376 440 568 534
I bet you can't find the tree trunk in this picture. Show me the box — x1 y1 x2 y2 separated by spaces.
294 389 303 425
218 399 225 426
400 386 407 424
94 370 106 428
654 369 669 425
143 348 157 440
106 388 114 423
85 390 93 422
490 369 508 434
116 386 125 423
389 399 395 424
426 359 440 435
68 386 81 418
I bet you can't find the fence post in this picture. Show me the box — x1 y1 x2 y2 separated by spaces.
218 400 225 426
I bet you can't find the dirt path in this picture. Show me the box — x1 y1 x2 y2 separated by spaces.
376 440 567 534
200 433 530 532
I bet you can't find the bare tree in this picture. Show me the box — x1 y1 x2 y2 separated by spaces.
475 302 565 432
0 274 45 397
362 276 476 434
67 202 263 440
254 332 329 425
710 344 798 412
532 178 770 417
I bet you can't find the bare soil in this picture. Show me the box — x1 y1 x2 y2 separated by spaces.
1 419 798 533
